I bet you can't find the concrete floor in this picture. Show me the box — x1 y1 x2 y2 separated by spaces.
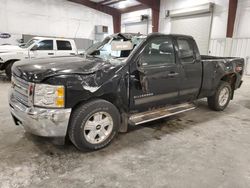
0 72 250 188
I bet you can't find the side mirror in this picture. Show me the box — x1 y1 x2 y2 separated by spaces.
137 57 147 74
78 50 86 56
30 45 38 51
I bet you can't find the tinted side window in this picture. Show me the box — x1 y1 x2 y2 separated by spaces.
37 40 53 50
140 37 175 67
177 39 194 64
56 40 72 50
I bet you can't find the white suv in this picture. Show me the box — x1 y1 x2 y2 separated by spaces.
0 37 78 79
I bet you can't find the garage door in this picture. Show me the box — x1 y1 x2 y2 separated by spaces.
125 22 148 35
171 13 212 55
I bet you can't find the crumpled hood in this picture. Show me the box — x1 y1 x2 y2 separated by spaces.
12 56 121 82
0 45 23 53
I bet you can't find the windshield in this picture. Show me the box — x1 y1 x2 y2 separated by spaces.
85 34 146 63
22 39 38 48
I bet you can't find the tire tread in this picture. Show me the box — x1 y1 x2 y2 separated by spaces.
207 81 232 111
68 99 120 151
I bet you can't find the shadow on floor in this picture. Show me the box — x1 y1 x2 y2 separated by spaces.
19 99 235 157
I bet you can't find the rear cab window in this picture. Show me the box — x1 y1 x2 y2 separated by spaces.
56 40 72 50
177 38 195 64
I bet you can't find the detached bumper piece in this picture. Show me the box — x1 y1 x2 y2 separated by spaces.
238 80 243 88
129 103 196 125
9 90 71 137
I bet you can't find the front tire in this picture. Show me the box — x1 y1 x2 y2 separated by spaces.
207 81 232 111
68 99 120 151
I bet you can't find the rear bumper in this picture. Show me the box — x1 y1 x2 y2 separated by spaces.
9 89 71 137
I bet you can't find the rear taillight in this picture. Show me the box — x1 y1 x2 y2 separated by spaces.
235 66 243 72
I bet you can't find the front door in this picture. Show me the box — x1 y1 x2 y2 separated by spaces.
129 36 180 111
29 39 55 59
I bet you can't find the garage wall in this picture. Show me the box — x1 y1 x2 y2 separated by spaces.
159 0 229 55
0 0 113 45
121 9 152 34
233 0 250 75
234 0 250 38
159 0 229 38
209 0 250 75
170 12 213 55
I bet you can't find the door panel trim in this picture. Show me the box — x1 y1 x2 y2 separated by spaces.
134 92 178 105
179 88 199 96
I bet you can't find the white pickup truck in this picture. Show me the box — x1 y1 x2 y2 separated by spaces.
0 37 78 79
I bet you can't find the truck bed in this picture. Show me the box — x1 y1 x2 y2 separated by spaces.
198 55 245 99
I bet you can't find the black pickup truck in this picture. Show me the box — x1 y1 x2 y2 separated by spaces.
9 33 244 150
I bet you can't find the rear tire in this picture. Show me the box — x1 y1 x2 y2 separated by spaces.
68 99 120 151
5 62 14 80
207 81 232 111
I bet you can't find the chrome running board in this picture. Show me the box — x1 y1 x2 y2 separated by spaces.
129 103 196 125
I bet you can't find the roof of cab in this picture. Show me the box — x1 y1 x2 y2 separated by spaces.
148 33 194 39
110 33 194 40
32 36 74 41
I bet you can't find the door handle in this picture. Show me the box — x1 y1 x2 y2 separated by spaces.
70 53 76 55
168 72 179 77
48 53 54 55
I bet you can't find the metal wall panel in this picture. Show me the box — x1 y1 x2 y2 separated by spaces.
231 38 250 75
209 38 226 56
209 38 250 75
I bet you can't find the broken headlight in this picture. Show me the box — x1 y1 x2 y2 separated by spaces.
34 84 65 108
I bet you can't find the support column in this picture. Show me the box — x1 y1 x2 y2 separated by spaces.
226 0 238 38
152 8 160 32
113 13 121 33
136 0 160 33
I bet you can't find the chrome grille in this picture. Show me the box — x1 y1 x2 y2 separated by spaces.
12 76 30 106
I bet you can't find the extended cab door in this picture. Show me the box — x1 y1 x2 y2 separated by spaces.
129 36 180 111
175 37 202 102
55 40 76 57
29 40 55 59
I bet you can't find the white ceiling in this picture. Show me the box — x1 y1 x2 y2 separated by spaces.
90 0 141 9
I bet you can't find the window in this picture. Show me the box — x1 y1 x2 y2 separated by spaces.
36 40 53 50
56 40 72 50
140 37 175 67
177 39 194 64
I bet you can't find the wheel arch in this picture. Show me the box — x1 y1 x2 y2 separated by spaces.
71 93 123 113
1 59 20 70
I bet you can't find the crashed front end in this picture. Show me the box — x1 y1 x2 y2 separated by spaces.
9 75 71 138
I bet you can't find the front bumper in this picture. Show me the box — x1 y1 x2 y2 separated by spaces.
9 90 71 137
